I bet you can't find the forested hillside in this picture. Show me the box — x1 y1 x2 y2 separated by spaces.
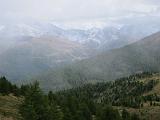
1 72 160 120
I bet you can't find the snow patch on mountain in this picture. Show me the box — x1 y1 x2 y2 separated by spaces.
0 16 160 51
16 24 42 37
0 25 5 31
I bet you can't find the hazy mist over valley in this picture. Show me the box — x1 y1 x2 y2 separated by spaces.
1 12 160 86
0 0 160 120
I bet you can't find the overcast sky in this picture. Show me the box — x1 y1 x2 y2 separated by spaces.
0 0 160 22
0 0 160 20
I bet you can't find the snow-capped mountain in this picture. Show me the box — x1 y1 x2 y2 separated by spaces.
0 15 160 52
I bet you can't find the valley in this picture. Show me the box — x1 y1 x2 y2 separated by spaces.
1 0 160 120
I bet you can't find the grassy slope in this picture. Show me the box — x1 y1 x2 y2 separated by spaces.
140 73 160 120
117 73 160 120
0 95 22 120
144 73 160 96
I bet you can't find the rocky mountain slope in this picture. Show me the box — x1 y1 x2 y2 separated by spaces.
0 36 92 81
36 31 160 90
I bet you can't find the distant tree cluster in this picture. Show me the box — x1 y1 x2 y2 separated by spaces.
0 77 20 95
0 76 30 96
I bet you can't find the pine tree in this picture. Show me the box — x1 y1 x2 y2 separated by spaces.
0 77 12 95
53 106 64 120
20 81 51 120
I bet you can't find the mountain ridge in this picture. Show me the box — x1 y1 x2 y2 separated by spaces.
35 31 160 90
